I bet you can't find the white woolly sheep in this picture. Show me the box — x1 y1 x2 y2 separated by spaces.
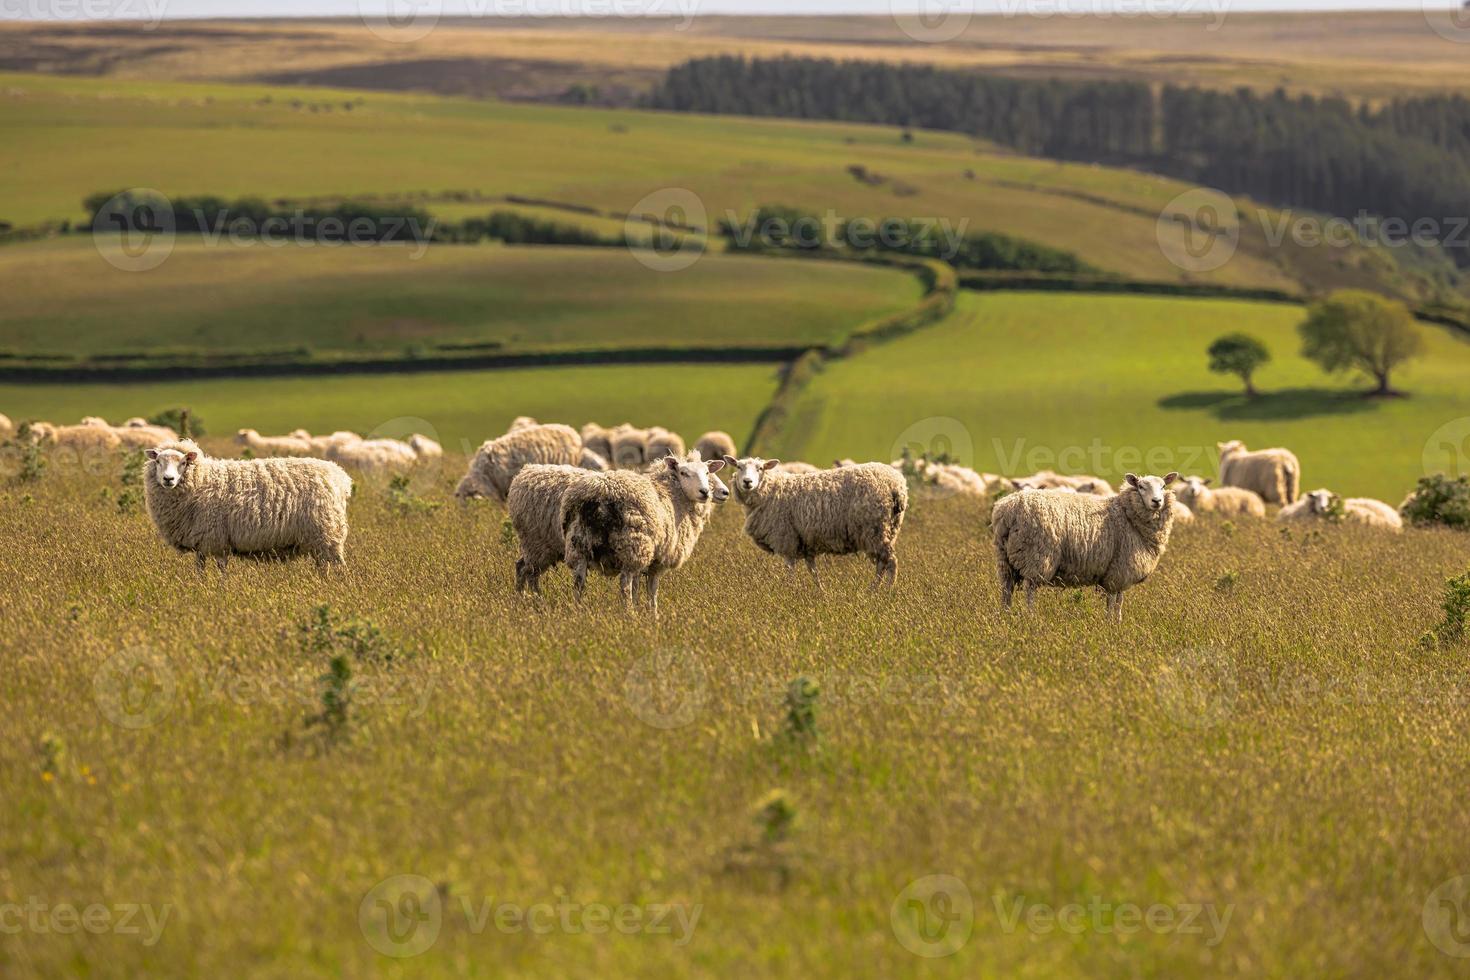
456 422 582 503
1218 439 1300 505
1278 488 1403 532
562 453 725 613
408 433 443 461
992 472 1180 622
694 430 737 463
29 422 120 453
580 422 614 462
290 429 361 456
608 424 649 469
1010 478 1077 494
645 427 686 461
579 447 609 471
0 413 12 440
723 455 908 590
776 461 820 474
509 416 539 432
1175 476 1266 518
143 440 352 571
327 437 419 474
236 428 312 457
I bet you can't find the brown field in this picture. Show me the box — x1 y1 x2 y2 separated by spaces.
4 11 1470 102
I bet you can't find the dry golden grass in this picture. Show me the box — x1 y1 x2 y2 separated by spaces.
3 443 1470 976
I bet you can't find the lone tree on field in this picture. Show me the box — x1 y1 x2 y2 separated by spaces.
1298 290 1424 397
1207 333 1270 397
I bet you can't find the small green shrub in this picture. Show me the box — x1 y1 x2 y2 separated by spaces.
1401 474 1470 530
387 474 441 516
147 407 203 438
782 677 820 744
298 604 398 665
304 655 353 743
1436 570 1470 645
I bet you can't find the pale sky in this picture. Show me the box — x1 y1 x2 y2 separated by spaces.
1 0 1452 20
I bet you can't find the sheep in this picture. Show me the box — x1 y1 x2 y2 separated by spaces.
777 461 820 474
723 455 908 590
327 437 419 474
1218 439 1300 505
646 427 686 461
920 461 994 498
72 415 176 448
1010 478 1076 494
580 423 614 462
456 422 582 503
29 422 120 453
608 424 649 469
1175 475 1266 518
992 472 1179 622
408 433 443 461
1278 489 1403 532
143 440 352 571
579 447 609 471
236 428 312 457
694 430 737 463
561 453 725 613
509 416 539 433
0 413 12 440
289 429 361 456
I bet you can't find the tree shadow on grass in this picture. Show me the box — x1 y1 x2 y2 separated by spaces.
1158 388 1380 421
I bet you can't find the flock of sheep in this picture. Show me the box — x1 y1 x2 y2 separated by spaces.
2 407 1414 621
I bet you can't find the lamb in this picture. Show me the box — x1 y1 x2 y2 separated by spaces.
455 422 582 503
1277 488 1403 532
408 433 443 461
1218 439 1300 505
992 472 1179 622
723 455 908 590
580 423 614 462
645 427 685 461
694 430 737 463
143 440 352 571
1175 476 1266 518
236 428 312 457
608 424 649 469
561 453 725 613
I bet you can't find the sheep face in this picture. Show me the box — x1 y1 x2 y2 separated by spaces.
663 454 724 503
711 473 730 503
723 455 779 493
1123 472 1179 513
1306 489 1336 514
234 429 255 444
146 447 199 489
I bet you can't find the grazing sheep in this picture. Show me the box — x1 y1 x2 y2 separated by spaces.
143 440 352 571
777 461 820 474
508 463 597 594
646 427 686 461
408 433 443 461
1170 499 1195 524
921 461 994 498
1218 439 1300 505
509 416 539 433
0 413 12 440
579 447 609 471
236 428 312 457
992 472 1179 622
1278 488 1403 532
723 455 908 590
327 437 419 474
1010 478 1077 494
30 422 120 453
291 430 362 456
1175 476 1266 518
110 421 177 449
608 424 649 469
580 423 614 462
694 430 737 463
562 453 725 613
456 423 582 503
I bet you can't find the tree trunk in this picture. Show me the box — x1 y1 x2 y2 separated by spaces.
1372 371 1392 396
1243 375 1258 398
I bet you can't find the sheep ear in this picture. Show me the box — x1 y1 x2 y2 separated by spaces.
707 458 725 473
1124 473 1141 488
1163 472 1179 486
722 454 738 468
1202 476 1212 485
664 456 680 471
762 459 781 470
145 449 158 460
184 452 198 463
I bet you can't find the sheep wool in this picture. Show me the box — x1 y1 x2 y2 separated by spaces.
457 423 582 503
1175 476 1266 518
580 423 614 463
646 427 686 461
408 433 443 461
561 454 723 613
236 428 312 457
724 457 907 589
992 473 1179 622
0 412 12 441
693 431 737 464
509 416 540 432
143 440 352 570
579 448 609 471
608 424 649 470
1278 489 1403 532
328 438 419 474
1218 440 1300 505
508 463 597 593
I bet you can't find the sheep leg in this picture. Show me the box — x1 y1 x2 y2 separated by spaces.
619 571 638 610
804 556 824 592
999 569 1015 611
214 554 229 574
514 557 527 593
570 560 588 601
194 552 207 575
1024 581 1038 611
645 571 662 618
1106 592 1124 623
